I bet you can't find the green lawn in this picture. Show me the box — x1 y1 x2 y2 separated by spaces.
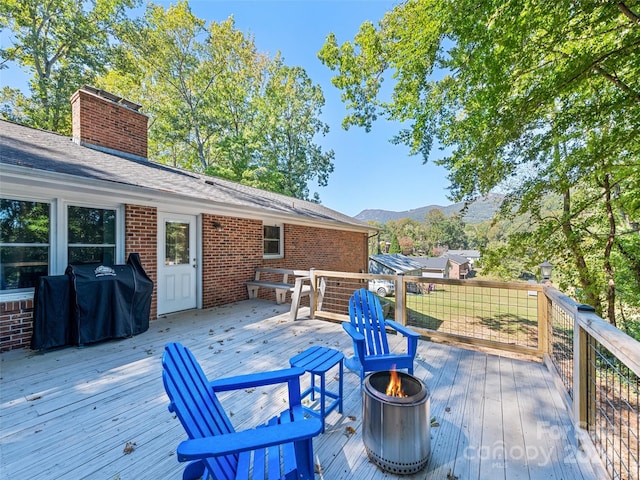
388 284 540 349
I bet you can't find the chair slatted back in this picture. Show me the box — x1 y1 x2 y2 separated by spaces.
348 288 390 357
162 342 237 479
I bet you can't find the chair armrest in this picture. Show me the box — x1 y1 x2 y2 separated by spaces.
177 418 323 461
210 367 305 392
342 322 365 342
385 319 420 339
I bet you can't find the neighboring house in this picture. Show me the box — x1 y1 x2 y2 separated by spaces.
447 249 481 269
413 256 451 279
442 253 471 279
369 253 424 293
0 86 373 352
368 253 424 277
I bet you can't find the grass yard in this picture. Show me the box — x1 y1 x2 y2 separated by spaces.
390 284 541 349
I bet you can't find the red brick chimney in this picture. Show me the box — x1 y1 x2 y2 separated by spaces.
71 86 148 160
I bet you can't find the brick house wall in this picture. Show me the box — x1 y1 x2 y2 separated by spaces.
280 224 367 272
0 299 34 351
200 216 368 307
201 215 262 307
448 261 470 279
124 204 158 320
0 208 367 352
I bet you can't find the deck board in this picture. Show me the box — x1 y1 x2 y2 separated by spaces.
451 352 486 479
479 354 506 478
501 356 530 480
0 300 601 479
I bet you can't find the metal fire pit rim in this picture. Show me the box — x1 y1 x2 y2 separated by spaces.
363 370 428 405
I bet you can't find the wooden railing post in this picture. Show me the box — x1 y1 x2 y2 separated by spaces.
309 268 316 319
316 272 326 315
573 321 588 429
573 304 596 430
538 286 550 355
396 273 405 325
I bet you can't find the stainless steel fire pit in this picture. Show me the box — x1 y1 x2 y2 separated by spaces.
362 371 430 475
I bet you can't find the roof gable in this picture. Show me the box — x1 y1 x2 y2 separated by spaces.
443 253 470 264
412 256 450 270
448 249 481 259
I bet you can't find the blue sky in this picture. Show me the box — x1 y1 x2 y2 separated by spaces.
1 0 452 217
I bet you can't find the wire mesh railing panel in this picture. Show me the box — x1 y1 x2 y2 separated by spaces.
315 276 364 316
587 336 640 480
311 271 640 479
405 280 539 350
550 301 574 399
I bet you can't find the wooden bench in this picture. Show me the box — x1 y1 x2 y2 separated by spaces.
246 268 313 320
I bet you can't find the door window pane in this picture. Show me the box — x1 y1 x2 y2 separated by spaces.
165 222 190 265
0 199 50 290
68 206 116 265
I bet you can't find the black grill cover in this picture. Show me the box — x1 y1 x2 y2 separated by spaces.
32 253 153 350
32 275 73 350
127 253 154 334
66 253 153 346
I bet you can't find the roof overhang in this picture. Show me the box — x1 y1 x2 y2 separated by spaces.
0 163 373 234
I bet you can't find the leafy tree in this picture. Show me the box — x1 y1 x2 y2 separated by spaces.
248 60 334 200
319 0 640 324
0 0 139 133
377 218 429 254
103 3 240 171
103 1 333 201
465 221 490 249
398 236 414 255
478 243 525 281
389 234 401 254
423 209 468 252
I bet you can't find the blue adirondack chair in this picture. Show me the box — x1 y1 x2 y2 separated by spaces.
343 288 420 382
162 342 323 480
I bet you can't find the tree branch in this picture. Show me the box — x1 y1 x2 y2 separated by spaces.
593 65 640 102
618 2 640 24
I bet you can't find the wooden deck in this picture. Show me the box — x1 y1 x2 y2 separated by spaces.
0 300 601 479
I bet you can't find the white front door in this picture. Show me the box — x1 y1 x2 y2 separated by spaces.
157 212 197 315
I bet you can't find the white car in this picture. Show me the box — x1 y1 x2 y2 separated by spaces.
368 279 395 297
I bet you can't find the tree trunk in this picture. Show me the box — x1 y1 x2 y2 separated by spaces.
602 172 617 326
561 188 603 316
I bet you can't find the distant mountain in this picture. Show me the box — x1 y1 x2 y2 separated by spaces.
354 193 504 224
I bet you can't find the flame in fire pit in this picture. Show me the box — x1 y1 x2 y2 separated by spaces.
385 368 407 397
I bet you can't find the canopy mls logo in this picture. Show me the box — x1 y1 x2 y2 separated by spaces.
94 265 116 277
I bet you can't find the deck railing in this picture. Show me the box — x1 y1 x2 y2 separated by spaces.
544 289 640 480
309 270 640 480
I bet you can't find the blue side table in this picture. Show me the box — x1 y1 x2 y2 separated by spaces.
289 346 344 433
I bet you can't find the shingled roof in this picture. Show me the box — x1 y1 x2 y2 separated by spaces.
369 253 424 274
0 119 370 231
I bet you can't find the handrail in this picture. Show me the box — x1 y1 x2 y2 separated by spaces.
545 286 640 377
578 310 640 378
403 275 545 291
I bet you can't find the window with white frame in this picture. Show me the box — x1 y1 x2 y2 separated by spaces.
0 199 50 290
67 206 116 265
263 223 283 258
0 197 122 293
